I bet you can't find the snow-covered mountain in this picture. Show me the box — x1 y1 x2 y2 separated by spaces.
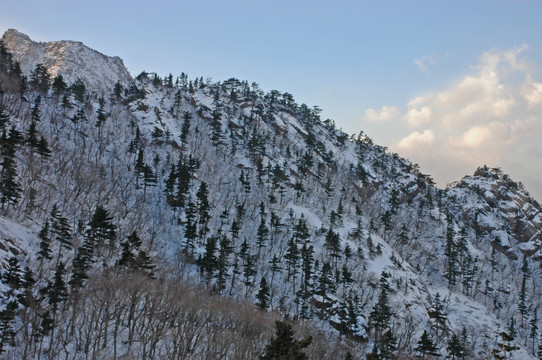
0 29 540 359
1 29 132 94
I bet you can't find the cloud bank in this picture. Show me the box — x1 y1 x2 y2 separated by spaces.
364 45 542 198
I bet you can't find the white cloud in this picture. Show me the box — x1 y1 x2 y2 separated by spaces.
405 105 432 127
414 55 436 73
396 129 434 150
375 45 542 198
362 105 401 123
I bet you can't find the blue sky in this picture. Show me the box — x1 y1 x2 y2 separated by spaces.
2 1 542 197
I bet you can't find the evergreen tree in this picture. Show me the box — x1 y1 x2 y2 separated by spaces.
36 136 51 158
19 266 36 308
142 164 157 196
197 236 218 286
428 293 447 335
37 220 52 260
216 235 233 292
519 255 530 325
26 120 39 152
369 272 392 343
414 330 439 359
180 111 191 145
86 205 117 249
52 74 67 96
69 245 91 291
260 321 312 360
49 205 72 256
324 227 341 269
447 333 465 360
316 262 334 301
71 78 86 102
379 329 398 359
0 103 10 130
257 216 269 256
2 257 22 294
31 95 41 122
196 181 211 237
30 64 49 92
269 254 282 289
256 277 270 310
444 213 458 287
44 262 68 312
0 300 17 354
183 200 198 250
210 109 223 145
95 97 107 132
0 129 21 208
285 237 299 282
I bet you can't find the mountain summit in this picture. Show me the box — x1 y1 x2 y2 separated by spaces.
1 29 132 94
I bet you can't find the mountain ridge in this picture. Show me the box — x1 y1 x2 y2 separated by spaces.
0 29 539 359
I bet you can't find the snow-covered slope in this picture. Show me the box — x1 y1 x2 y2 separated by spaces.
1 29 132 94
0 30 540 359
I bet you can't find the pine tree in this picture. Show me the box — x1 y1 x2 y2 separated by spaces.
46 262 68 312
519 255 530 326
87 205 117 249
49 205 72 257
256 277 270 310
210 109 223 145
31 95 41 122
0 300 17 354
257 216 269 256
2 257 22 295
19 266 36 308
69 245 91 291
37 220 52 260
29 64 49 92
216 235 233 292
52 74 67 96
196 181 211 237
444 213 458 287
324 227 341 269
25 120 39 152
180 111 192 145
428 293 447 335
285 237 299 282
260 321 312 360
134 147 145 186
0 102 10 130
183 200 198 250
36 136 51 158
269 254 282 289
414 330 439 359
164 164 176 197
0 129 21 208
316 262 334 300
197 236 218 286
142 164 157 197
135 250 156 278
369 272 392 343
447 333 465 359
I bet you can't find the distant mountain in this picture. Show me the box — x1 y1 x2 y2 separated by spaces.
0 29 539 359
1 29 132 94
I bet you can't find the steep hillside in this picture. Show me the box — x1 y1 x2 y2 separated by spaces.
0 30 540 359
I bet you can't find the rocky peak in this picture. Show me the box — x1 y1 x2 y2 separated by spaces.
447 166 542 261
1 28 132 95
